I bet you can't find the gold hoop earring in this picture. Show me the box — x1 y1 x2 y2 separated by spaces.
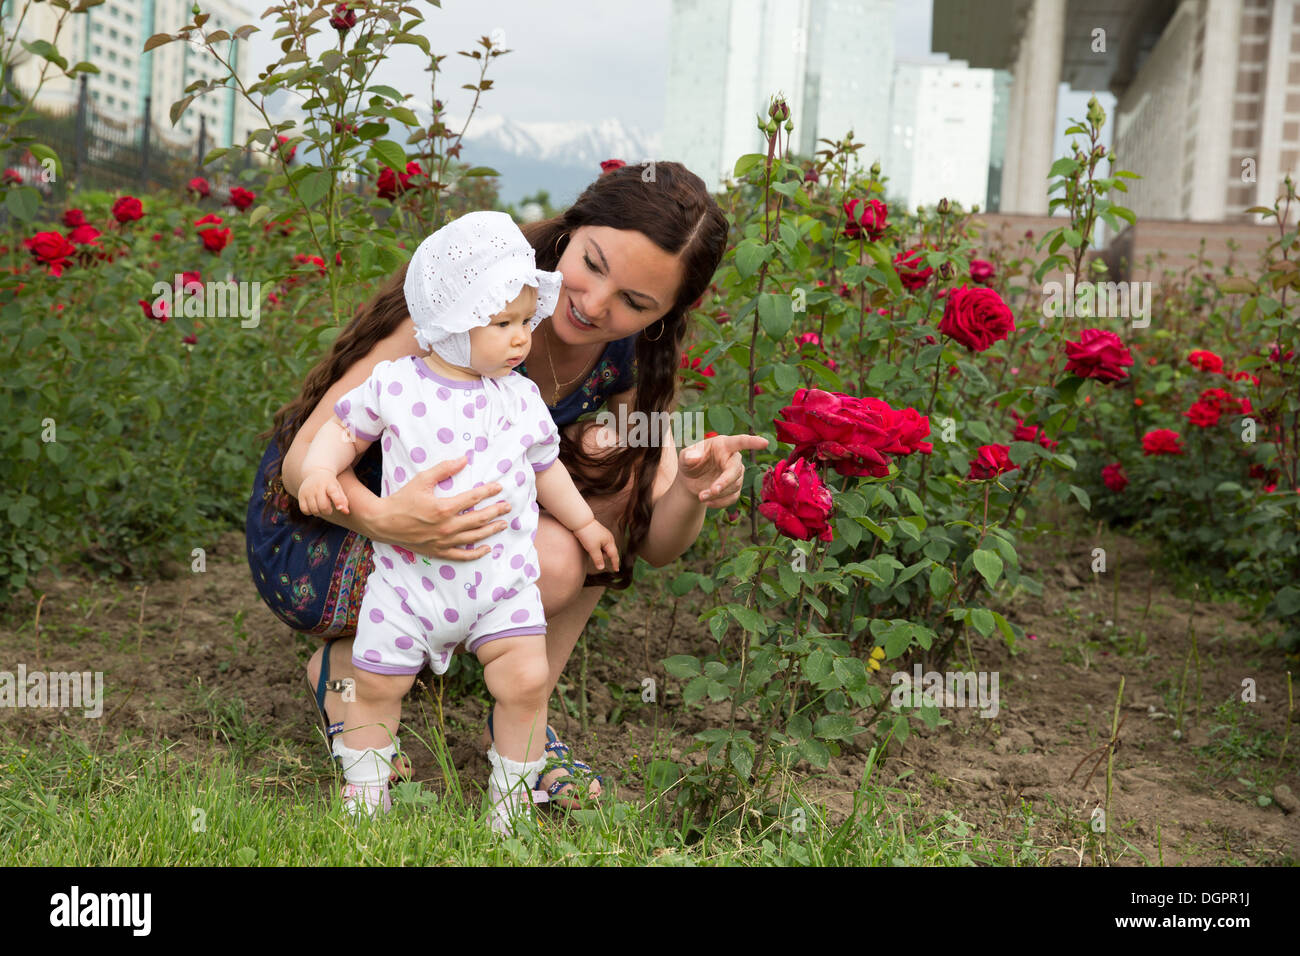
553 231 570 257
645 319 666 341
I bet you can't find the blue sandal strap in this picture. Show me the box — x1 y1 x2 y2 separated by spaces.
315 637 339 739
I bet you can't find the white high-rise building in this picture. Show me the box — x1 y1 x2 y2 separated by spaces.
3 0 257 149
664 0 895 191
886 58 995 211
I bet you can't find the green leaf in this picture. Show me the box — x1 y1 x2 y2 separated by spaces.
734 239 771 279
812 714 857 741
734 153 765 178
1068 484 1091 511
803 650 833 683
295 169 332 208
663 655 700 679
1275 586 1300 617
757 292 793 340
708 404 734 434
368 140 407 173
1048 157 1079 179
929 565 954 599
460 166 499 178
5 186 39 221
972 549 1003 587
969 608 995 636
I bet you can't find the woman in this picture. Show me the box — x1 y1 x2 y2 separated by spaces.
245 161 766 805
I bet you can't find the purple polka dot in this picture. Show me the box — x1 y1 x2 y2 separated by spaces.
383 435 393 452
421 576 435 591
503 422 511 430
521 434 535 448
437 427 454 444
400 601 412 615
366 407 379 420
510 517 522 531
492 587 506 601
439 565 455 580
497 459 511 473
394 586 408 600
443 608 459 623
383 480 390 495
380 556 394 570
476 395 487 409
463 403 475 418
394 466 406 483
437 477 453 491
515 471 526 486
475 437 488 452
364 649 382 662
369 608 385 623
525 564 537 578
437 387 451 400
491 544 504 559
411 447 426 463
510 554 524 569
395 636 414 650
473 481 485 489
419 617 434 630
539 419 551 435
388 382 402 396
412 402 426 417
338 399 351 416
465 450 475 464
511 609 529 623
504 588 518 599
390 424 401 438
531 530 537 541
530 501 539 512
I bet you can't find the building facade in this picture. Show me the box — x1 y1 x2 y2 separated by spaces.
664 0 894 191
3 0 257 150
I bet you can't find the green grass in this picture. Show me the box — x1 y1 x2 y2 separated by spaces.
0 720 1041 866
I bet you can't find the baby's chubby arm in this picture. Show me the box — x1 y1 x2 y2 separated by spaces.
298 415 374 517
534 462 620 572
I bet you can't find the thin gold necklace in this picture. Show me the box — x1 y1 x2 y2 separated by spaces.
542 321 600 405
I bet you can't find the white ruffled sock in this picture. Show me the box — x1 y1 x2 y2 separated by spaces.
333 738 393 820
486 746 547 836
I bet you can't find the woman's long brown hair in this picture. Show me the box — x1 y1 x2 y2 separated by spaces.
258 161 729 588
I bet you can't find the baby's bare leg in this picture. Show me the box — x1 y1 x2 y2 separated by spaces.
340 668 413 751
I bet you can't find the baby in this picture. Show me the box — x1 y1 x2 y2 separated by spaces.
296 210 618 833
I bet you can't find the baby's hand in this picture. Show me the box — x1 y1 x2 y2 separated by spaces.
573 518 620 573
298 470 350 517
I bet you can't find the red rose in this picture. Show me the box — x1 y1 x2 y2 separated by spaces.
796 332 821 348
139 296 168 322
376 160 423 200
1101 463 1128 492
68 224 101 246
1063 328 1134 382
939 286 1015 352
1142 429 1184 456
194 213 224 226
2 168 21 185
969 259 995 284
228 187 255 210
188 177 210 198
112 196 144 222
877 403 932 456
182 333 198 345
968 444 1017 480
1011 417 1058 451
1187 349 1224 373
600 159 626 175
329 3 356 31
176 270 202 293
1197 387 1232 412
679 352 716 388
1184 399 1221 428
758 456 835 543
23 231 77 276
843 198 887 242
774 388 907 478
294 252 327 276
1267 343 1295 364
1229 370 1259 386
893 247 934 291
199 226 232 253
63 208 87 228
272 135 296 163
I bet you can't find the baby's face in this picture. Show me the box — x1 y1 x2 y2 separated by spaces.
468 284 537 377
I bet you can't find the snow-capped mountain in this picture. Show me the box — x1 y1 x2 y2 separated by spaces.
417 107 662 204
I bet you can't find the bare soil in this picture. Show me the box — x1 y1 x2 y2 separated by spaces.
2 525 1297 865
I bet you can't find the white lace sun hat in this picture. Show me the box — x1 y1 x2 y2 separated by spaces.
404 210 563 367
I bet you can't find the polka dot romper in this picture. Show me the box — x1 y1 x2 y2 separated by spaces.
334 355 559 676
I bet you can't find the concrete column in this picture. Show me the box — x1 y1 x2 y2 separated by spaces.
1010 0 1066 213
1189 0 1242 220
1001 53 1027 211
1256 0 1293 213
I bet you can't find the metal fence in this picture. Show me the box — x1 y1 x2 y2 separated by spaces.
3 72 250 201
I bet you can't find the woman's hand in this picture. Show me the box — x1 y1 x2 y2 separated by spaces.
375 455 512 560
677 433 771 508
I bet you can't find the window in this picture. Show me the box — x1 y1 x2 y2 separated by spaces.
109 28 118 40
93 22 102 32
93 43 102 55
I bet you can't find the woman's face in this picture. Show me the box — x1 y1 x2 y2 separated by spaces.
548 225 685 347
